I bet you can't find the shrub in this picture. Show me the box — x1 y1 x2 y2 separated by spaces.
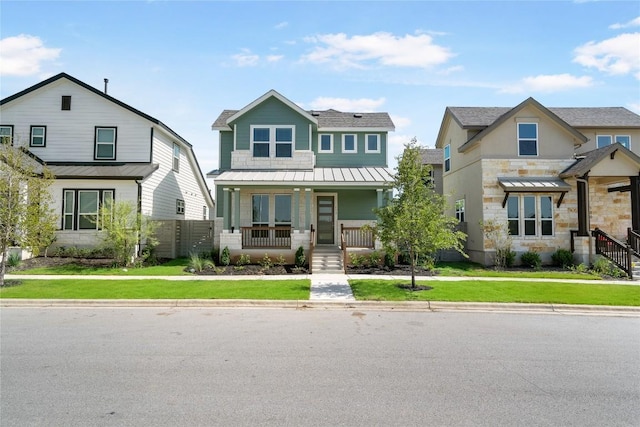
591 257 626 278
187 252 214 272
7 252 21 268
570 263 590 274
236 253 251 266
421 255 436 271
552 249 574 268
383 251 396 268
495 248 516 268
349 253 367 268
275 254 286 267
368 251 381 267
220 247 230 266
295 246 306 267
259 253 273 269
520 251 541 269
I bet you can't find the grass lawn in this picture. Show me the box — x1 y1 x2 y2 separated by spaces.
349 279 640 306
435 261 599 280
0 279 310 300
12 258 191 276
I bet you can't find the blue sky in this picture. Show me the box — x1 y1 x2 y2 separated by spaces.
1 0 639 177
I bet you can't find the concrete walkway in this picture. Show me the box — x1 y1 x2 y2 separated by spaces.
309 274 354 301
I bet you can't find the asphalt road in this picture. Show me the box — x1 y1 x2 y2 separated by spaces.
1 307 639 426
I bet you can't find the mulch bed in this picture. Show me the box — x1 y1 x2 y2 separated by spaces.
191 265 309 275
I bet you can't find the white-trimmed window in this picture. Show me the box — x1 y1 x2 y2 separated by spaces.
62 189 114 230
342 134 357 153
95 127 116 160
252 194 269 238
0 125 13 145
507 195 553 236
318 134 333 153
30 126 46 147
176 199 185 215
518 123 538 156
365 134 380 153
597 135 612 148
615 135 630 149
251 125 294 158
444 144 451 172
173 143 180 172
455 199 465 222
598 134 631 149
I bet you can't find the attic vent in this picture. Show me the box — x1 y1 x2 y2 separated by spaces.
311 111 320 116
353 113 363 118
61 95 71 110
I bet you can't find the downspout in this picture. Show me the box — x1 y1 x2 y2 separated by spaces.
136 180 142 257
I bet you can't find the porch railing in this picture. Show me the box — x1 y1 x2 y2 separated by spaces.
241 226 291 249
592 228 633 278
628 228 640 258
340 227 347 274
340 225 375 249
309 225 315 272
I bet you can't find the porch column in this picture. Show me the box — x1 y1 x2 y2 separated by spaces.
233 188 241 233
376 189 384 208
387 189 393 206
293 188 300 231
223 188 231 231
305 188 312 230
631 176 640 231
577 178 589 236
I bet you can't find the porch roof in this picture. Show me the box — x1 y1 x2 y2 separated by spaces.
498 177 572 192
214 167 393 187
47 163 160 180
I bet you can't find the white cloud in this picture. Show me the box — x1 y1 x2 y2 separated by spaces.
390 115 411 130
309 96 386 112
232 49 259 67
301 32 454 70
573 32 640 79
500 74 594 94
274 21 288 30
0 34 61 76
266 55 283 63
628 102 640 114
609 16 640 30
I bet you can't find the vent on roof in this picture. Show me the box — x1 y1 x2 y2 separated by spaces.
311 111 320 116
353 113 363 118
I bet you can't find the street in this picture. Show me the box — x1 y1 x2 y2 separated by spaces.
1 307 639 426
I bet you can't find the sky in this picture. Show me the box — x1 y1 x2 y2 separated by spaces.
1 0 639 182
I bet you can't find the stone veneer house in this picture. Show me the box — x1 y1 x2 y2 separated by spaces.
207 90 395 266
435 97 640 267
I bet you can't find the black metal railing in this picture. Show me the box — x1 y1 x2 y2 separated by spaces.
592 228 632 278
241 226 291 249
628 228 640 258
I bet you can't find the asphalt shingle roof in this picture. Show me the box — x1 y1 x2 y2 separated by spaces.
560 143 640 178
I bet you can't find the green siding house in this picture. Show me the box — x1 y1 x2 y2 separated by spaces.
208 90 395 269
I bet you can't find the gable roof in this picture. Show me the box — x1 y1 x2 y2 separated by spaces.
454 97 588 152
420 148 443 165
212 92 394 131
560 143 640 178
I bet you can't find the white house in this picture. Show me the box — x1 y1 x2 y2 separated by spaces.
0 73 214 250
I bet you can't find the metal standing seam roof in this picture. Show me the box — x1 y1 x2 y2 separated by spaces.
497 177 572 192
46 163 160 179
213 167 393 186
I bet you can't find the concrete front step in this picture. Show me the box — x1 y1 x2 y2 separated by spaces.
312 246 344 274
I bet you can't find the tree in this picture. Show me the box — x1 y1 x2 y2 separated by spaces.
372 139 466 289
0 144 56 286
98 200 157 267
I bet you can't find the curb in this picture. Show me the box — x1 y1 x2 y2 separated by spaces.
1 299 639 316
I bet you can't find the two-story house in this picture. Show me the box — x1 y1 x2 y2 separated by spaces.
0 73 214 251
435 97 640 270
208 90 394 268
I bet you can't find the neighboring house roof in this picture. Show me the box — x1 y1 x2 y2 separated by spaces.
213 167 393 186
212 91 394 131
560 143 640 178
420 148 443 165
46 163 159 180
454 97 588 152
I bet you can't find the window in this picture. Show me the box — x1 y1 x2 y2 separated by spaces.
342 134 357 153
203 206 208 220
455 199 465 222
94 127 116 160
596 135 612 148
252 194 269 238
518 123 538 156
506 195 553 236
173 143 180 172
319 134 333 153
251 125 294 158
61 95 71 110
274 195 291 226
0 125 13 145
62 189 113 230
176 199 185 215
365 134 380 153
444 144 450 172
615 135 630 149
30 126 46 147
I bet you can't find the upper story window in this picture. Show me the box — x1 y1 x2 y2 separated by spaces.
94 127 116 160
342 134 357 153
518 123 538 156
61 95 71 110
455 199 465 222
176 199 185 215
318 134 333 153
30 126 46 147
365 134 380 153
597 134 630 149
251 125 294 158
0 125 13 145
173 143 180 172
444 144 451 172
